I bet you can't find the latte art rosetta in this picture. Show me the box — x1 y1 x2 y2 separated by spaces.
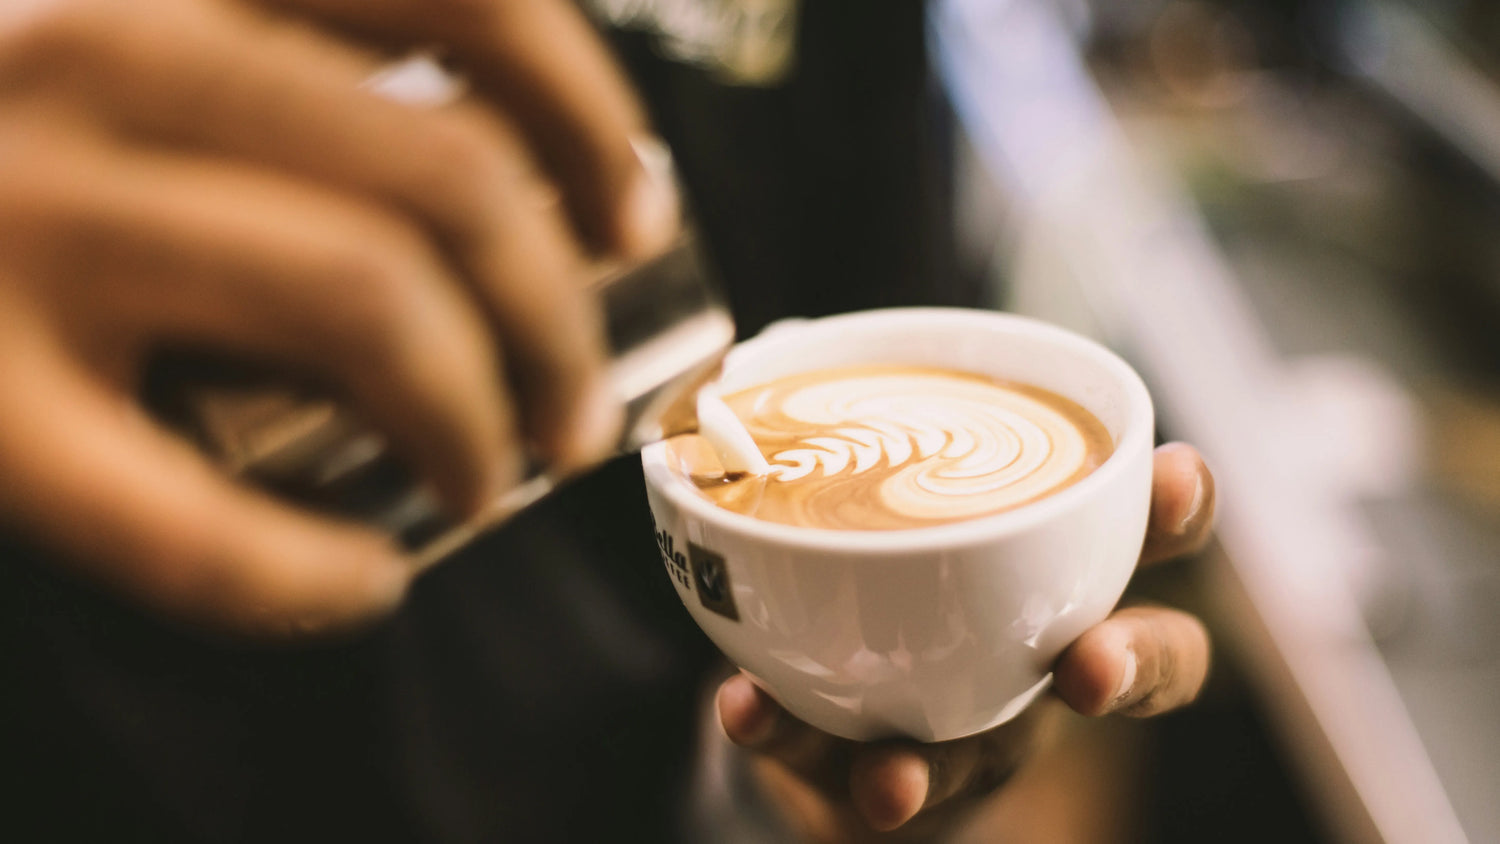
675 366 1115 530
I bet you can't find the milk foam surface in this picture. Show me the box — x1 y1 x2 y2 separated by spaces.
672 365 1114 530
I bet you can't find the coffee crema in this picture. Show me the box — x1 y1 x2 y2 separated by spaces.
670 365 1115 531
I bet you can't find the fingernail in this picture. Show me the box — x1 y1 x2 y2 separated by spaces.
915 761 934 814
1111 646 1138 710
1175 469 1207 536
563 380 623 470
621 133 681 258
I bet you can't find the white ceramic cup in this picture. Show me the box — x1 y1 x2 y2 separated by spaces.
641 308 1154 742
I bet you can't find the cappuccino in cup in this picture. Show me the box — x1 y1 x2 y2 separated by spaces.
670 365 1113 531
641 309 1154 742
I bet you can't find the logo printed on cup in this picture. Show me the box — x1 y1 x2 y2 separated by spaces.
651 515 691 590
689 543 739 621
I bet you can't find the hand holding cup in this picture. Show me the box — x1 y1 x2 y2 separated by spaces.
716 443 1215 837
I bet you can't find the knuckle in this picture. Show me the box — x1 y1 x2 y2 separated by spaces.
413 111 526 235
0 2 87 84
313 222 492 383
0 133 102 276
0 0 134 86
0 0 236 98
400 313 494 404
501 271 603 368
316 245 428 362
419 118 497 200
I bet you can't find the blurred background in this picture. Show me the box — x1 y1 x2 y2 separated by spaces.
604 0 1500 841
939 0 1500 841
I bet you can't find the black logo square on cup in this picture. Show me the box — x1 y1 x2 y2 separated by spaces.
690 543 739 621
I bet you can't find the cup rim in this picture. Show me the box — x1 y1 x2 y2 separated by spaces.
640 307 1154 555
